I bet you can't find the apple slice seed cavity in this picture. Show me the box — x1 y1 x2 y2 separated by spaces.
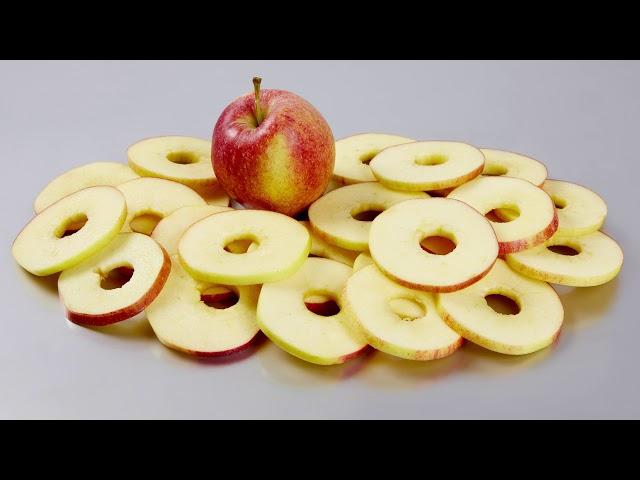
257 257 368 365
13 186 127 276
179 209 311 285
370 141 485 191
343 264 463 360
369 197 499 292
437 259 564 355
480 149 547 187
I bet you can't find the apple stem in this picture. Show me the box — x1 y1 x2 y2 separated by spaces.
253 76 264 126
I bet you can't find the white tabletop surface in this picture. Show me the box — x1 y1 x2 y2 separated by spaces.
1 60 637 419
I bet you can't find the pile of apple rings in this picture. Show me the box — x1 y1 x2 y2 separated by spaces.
12 134 623 365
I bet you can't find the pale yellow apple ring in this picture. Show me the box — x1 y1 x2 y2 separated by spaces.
179 209 311 285
308 182 427 251
147 256 260 356
299 221 358 267
127 136 216 188
542 180 607 237
343 264 463 360
370 141 485 191
448 176 558 255
333 133 415 184
369 198 499 293
117 177 206 234
436 259 564 355
353 252 374 272
257 257 368 365
58 233 171 326
34 162 139 213
13 186 127 276
505 231 622 287
480 149 547 186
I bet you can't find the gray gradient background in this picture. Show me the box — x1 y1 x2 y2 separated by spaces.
1 60 637 419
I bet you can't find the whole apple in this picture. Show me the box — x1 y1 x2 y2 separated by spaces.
212 77 335 217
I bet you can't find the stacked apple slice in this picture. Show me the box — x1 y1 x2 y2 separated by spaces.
12 133 624 370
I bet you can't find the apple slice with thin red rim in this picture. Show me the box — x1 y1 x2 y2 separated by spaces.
117 177 205 235
308 182 427 252
369 197 499 292
151 205 232 255
179 209 310 285
128 136 216 188
370 141 485 191
480 148 547 187
448 176 558 255
146 256 260 357
505 231 623 287
436 259 564 355
257 257 368 365
13 186 127 276
299 220 358 267
333 133 415 184
343 264 463 360
58 233 171 326
34 162 139 213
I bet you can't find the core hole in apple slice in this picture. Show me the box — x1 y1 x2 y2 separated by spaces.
388 297 426 321
485 207 520 223
415 153 448 166
420 235 457 255
359 151 378 165
100 266 134 290
304 292 341 317
166 151 199 165
56 213 88 238
484 293 521 315
546 244 580 256
129 213 163 235
200 285 240 309
352 209 383 222
550 195 567 209
224 237 259 254
483 164 508 176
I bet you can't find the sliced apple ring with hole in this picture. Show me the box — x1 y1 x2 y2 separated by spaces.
308 182 427 251
127 136 216 188
370 141 485 191
33 162 139 213
343 264 463 360
436 259 564 355
13 186 127 276
179 209 310 285
117 177 205 235
505 231 623 287
541 180 607 238
146 256 260 356
369 198 498 292
353 252 374 272
151 205 231 255
448 176 558 255
58 232 170 326
333 133 414 184
191 182 230 207
480 149 547 186
257 257 368 365
300 221 358 267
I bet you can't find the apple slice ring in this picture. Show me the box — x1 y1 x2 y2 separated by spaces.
257 257 368 365
505 231 623 287
13 186 127 276
353 252 374 272
369 198 499 293
308 182 427 252
33 162 139 213
147 256 260 356
370 141 485 191
151 205 232 255
333 133 415 184
480 149 547 186
116 177 206 235
343 264 463 360
58 232 171 326
436 259 564 355
127 136 216 188
448 176 558 255
299 221 358 267
179 209 311 285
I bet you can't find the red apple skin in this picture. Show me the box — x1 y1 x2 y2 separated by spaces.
213 89 335 217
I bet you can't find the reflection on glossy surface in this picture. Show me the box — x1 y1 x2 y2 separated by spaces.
554 279 619 331
86 312 156 341
18 265 59 296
